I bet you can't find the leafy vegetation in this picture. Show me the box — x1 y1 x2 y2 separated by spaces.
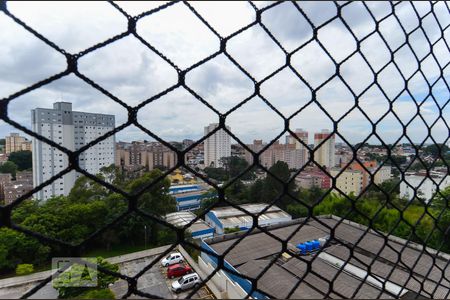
0 161 18 178
201 159 450 254
204 156 255 182
0 166 176 275
224 227 242 234
8 150 32 171
15 264 34 276
423 144 450 157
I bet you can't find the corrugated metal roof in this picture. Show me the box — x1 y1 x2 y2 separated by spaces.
165 211 212 233
206 216 450 298
237 258 394 299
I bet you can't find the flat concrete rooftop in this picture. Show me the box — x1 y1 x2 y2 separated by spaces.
204 216 450 299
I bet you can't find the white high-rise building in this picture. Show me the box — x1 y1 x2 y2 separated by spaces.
204 123 231 168
31 102 115 200
313 129 335 169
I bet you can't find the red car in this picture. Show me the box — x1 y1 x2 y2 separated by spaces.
167 263 192 279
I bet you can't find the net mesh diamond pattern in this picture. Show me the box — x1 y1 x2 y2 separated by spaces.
0 1 449 299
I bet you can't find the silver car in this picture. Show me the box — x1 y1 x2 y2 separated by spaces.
171 273 201 293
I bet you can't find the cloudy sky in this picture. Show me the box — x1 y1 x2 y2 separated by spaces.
0 1 449 146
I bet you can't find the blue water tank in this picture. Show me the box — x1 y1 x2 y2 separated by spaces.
305 241 313 252
312 240 320 250
297 243 307 255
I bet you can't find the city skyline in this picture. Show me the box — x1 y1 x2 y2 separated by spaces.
1 1 448 145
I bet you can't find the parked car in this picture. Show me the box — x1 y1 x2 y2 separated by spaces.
161 252 183 267
171 273 201 293
167 263 192 279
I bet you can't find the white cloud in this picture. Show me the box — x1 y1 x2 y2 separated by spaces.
0 1 448 146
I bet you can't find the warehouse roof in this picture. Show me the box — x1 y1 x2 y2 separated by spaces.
165 211 212 234
204 216 450 299
208 203 291 228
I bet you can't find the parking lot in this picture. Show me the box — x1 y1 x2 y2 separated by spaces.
110 254 214 299
0 247 214 299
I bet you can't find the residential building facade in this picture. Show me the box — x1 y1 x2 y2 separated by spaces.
400 170 450 203
204 123 231 168
115 141 176 171
287 128 309 166
0 173 12 203
314 130 336 169
31 102 115 200
5 133 32 154
1 171 33 205
330 168 364 196
245 139 308 170
295 167 331 190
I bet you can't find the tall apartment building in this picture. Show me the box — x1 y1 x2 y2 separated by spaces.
286 128 309 167
5 133 32 154
32 102 115 200
204 123 231 168
115 141 176 171
314 129 335 169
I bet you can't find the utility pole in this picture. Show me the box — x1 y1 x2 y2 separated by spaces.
144 225 147 248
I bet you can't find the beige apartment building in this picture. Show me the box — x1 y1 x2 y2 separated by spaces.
115 141 176 171
5 133 32 154
245 139 307 170
330 168 364 196
313 130 335 169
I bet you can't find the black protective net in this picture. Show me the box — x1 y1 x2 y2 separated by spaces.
0 1 449 299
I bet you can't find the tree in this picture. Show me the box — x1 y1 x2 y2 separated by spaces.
0 138 5 146
98 164 125 186
171 142 183 151
432 186 450 209
124 170 177 245
423 144 450 157
225 180 248 204
286 203 309 218
220 156 255 180
8 151 32 171
386 155 407 166
0 161 18 178
16 264 34 276
204 167 228 181
68 177 109 203
0 228 50 272
261 161 296 208
248 179 265 203
1 169 179 274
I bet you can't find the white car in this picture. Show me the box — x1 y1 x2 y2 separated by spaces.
171 273 201 293
161 252 183 267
